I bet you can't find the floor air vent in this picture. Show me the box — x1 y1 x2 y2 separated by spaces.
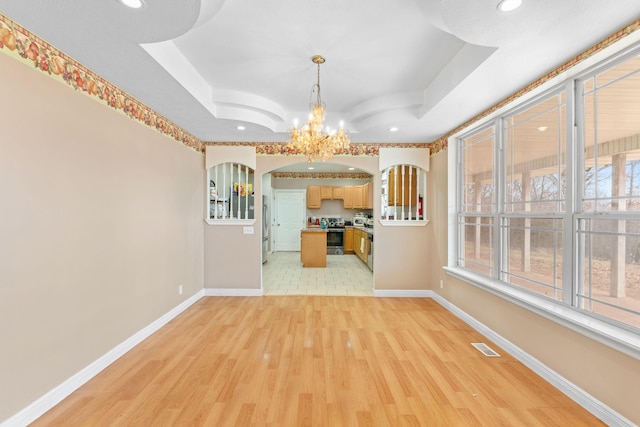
471 342 500 357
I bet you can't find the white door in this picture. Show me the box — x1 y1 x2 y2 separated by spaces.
274 190 306 251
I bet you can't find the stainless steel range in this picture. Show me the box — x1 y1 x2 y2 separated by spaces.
322 217 345 255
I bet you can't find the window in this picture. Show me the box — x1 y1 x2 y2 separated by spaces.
454 46 640 340
458 127 496 275
578 52 640 328
502 91 566 301
381 165 428 223
208 162 255 221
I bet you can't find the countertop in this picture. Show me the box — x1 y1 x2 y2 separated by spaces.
351 225 374 235
302 227 328 232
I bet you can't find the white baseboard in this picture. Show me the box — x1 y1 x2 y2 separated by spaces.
373 289 434 298
204 288 262 296
429 292 635 427
1 290 205 427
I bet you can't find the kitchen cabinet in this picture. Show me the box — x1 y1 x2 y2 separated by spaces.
343 186 355 208
321 186 333 200
300 230 327 267
344 227 354 254
353 228 369 264
307 184 372 210
307 186 321 209
332 186 344 200
388 166 417 206
353 229 362 260
353 185 364 209
352 183 373 209
363 182 373 209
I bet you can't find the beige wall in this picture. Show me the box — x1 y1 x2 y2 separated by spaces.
427 150 640 424
0 53 205 422
203 154 432 291
204 225 261 289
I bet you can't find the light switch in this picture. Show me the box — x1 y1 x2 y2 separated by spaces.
243 226 254 234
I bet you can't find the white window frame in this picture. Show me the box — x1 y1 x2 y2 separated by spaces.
446 42 640 361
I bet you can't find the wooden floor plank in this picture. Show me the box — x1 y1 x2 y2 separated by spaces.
30 296 605 426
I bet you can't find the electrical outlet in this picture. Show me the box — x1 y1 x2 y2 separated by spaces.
440 279 443 289
178 285 183 295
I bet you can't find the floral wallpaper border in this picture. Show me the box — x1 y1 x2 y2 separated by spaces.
271 172 372 179
2 12 639 158
427 17 640 156
0 14 205 153
206 141 429 157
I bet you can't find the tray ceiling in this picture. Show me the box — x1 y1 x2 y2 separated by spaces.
1 0 639 145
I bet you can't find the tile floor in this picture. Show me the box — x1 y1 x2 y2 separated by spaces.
262 251 373 296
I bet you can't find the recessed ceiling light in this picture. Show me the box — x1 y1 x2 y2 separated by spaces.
236 125 246 131
497 0 522 12
538 126 548 132
308 167 314 170
348 167 355 171
120 0 144 8
389 126 399 132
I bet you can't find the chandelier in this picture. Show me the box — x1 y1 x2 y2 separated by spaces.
288 55 350 163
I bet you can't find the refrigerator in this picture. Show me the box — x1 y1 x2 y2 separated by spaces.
262 195 269 264
230 194 254 219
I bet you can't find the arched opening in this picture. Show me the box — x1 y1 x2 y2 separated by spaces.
258 158 378 295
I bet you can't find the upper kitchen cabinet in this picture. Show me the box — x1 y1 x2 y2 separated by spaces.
343 186 355 209
332 186 344 200
307 182 373 209
353 182 373 209
306 183 372 210
364 182 373 209
340 184 372 209
388 166 417 206
320 186 333 199
307 186 322 209
308 185 345 208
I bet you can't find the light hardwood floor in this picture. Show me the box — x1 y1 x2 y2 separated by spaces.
32 296 604 426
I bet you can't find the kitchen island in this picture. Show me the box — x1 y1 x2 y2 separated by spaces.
300 228 327 267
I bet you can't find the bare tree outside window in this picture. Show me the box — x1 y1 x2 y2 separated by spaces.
457 51 640 331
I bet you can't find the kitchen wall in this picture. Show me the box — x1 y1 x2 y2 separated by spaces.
273 177 373 219
0 53 205 423
426 149 640 424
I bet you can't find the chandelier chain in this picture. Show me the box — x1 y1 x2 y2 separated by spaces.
315 59 321 108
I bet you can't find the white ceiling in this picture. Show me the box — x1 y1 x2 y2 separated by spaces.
1 0 640 146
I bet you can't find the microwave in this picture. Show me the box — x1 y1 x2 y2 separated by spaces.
353 217 365 226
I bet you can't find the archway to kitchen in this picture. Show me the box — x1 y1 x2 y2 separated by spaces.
257 155 379 296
